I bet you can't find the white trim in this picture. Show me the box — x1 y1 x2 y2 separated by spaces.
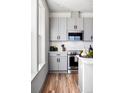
50 12 71 17
31 63 45 81
49 12 93 18
81 12 93 18
31 72 37 81
39 63 45 71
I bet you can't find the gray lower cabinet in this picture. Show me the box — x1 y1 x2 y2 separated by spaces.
58 56 67 70
49 56 58 70
49 55 67 72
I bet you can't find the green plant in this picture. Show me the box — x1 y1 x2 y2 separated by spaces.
86 51 93 58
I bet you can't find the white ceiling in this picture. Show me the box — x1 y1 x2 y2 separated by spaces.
46 0 93 12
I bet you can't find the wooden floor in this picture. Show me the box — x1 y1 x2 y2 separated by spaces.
41 73 80 93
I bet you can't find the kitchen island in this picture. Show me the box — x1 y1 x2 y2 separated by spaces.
77 55 93 93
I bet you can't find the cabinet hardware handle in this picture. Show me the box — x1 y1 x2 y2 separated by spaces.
57 36 60 40
58 36 60 40
59 58 60 62
74 25 77 29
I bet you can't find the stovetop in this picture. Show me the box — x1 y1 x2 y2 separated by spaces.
67 50 80 55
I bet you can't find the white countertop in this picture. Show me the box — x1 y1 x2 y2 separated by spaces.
49 51 67 53
76 55 93 65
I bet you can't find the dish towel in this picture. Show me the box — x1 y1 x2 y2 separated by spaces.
74 56 78 62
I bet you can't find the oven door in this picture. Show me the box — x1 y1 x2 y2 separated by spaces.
68 55 78 70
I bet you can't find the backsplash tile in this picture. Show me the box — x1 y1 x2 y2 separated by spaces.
50 41 93 52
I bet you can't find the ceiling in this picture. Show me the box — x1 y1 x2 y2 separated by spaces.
46 0 93 12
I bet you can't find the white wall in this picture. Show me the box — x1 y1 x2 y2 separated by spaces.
50 41 93 51
31 0 49 93
31 0 38 78
31 64 48 93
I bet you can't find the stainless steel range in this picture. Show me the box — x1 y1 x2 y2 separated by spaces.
67 50 80 73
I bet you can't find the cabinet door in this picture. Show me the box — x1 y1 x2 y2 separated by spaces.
84 63 93 93
76 18 83 30
78 59 83 92
49 56 58 70
83 18 93 41
58 18 67 41
67 18 83 31
67 18 76 30
50 18 59 41
59 56 67 70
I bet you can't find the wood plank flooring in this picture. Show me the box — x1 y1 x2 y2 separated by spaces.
41 73 80 93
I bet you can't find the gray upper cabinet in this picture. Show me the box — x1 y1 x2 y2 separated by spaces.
59 18 67 41
83 17 93 41
50 17 67 41
67 18 75 30
50 18 59 41
76 18 84 30
67 18 83 31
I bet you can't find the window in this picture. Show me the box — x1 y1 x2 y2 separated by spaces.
38 0 45 71
31 0 45 80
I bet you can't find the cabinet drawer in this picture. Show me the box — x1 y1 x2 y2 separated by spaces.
49 52 67 56
49 52 58 56
59 52 67 56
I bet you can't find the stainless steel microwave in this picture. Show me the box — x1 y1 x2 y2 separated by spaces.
68 31 84 41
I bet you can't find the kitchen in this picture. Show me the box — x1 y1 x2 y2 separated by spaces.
31 0 93 93
48 12 93 93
